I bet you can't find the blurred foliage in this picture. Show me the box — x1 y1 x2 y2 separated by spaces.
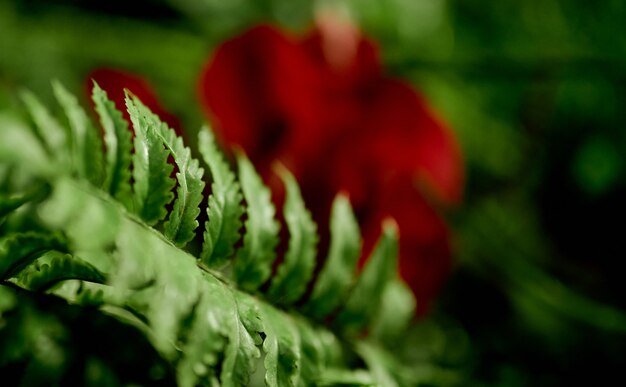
0 286 175 386
1 0 626 385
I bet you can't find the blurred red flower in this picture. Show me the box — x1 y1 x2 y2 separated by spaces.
199 23 463 315
88 20 463 316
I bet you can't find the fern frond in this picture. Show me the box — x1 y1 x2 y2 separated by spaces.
131 98 205 247
267 165 318 305
260 302 301 386
0 84 426 387
91 82 133 209
20 90 69 166
175 288 226 387
0 187 43 222
198 127 243 268
0 114 51 175
293 315 325 383
355 341 404 387
0 232 66 280
53 81 105 186
234 153 280 291
39 177 121 253
316 369 377 386
107 199 201 357
126 95 175 225
370 278 416 342
304 194 361 319
335 220 399 334
13 251 106 291
0 195 25 222
220 288 263 386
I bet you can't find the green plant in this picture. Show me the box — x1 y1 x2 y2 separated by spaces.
0 82 420 386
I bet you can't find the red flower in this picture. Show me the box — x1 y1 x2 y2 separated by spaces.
199 23 463 315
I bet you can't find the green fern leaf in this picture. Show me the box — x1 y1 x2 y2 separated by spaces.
158 128 205 247
20 90 69 166
316 369 377 386
370 278 416 343
72 283 108 307
0 285 16 313
178 272 261 387
198 127 243 268
126 96 175 225
53 81 104 186
220 289 263 387
39 177 259 386
294 316 327 384
0 114 51 175
0 189 48 239
304 194 361 319
131 99 204 247
13 251 106 292
335 220 398 334
176 277 227 387
39 178 121 253
0 187 43 222
0 232 66 280
260 302 301 387
0 195 25 222
0 85 424 387
91 82 133 208
355 341 418 387
234 153 280 291
109 207 203 358
267 165 318 305
354 341 400 387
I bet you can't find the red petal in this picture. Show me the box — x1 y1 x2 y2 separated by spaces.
300 26 381 84
198 25 319 176
299 26 463 205
364 78 464 205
